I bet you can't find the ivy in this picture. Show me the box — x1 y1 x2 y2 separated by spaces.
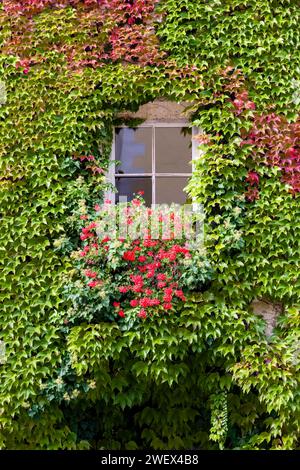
0 0 299 450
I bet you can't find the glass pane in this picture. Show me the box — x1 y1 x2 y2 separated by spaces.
156 177 190 205
155 127 192 173
115 128 152 174
116 177 152 206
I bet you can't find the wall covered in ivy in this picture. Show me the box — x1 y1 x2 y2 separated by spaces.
0 0 299 449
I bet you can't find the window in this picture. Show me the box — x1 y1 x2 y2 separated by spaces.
107 123 199 206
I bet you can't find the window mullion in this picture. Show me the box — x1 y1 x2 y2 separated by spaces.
105 130 116 204
152 125 155 205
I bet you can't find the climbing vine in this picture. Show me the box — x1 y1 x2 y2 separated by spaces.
0 0 299 450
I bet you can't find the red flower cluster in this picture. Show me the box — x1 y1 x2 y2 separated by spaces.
80 222 98 241
78 197 190 321
84 269 98 278
109 237 189 318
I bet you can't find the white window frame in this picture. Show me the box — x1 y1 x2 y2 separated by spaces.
105 122 201 205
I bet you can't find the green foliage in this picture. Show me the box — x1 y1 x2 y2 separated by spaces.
0 0 299 450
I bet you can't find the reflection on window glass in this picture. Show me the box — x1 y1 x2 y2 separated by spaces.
155 127 191 173
156 177 189 205
115 128 152 174
116 177 152 206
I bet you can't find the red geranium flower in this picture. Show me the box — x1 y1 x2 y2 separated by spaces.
132 284 143 293
156 273 166 281
163 303 172 310
119 286 129 293
88 280 98 288
123 251 136 262
84 270 98 278
137 309 147 319
145 288 153 295
157 281 166 288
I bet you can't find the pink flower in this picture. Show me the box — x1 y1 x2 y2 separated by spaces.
137 309 147 319
80 215 88 220
130 274 143 284
140 298 151 308
132 284 143 293
138 266 147 273
144 240 158 247
146 271 155 279
94 204 101 212
175 290 186 301
84 270 98 278
104 199 112 204
132 198 141 207
164 287 173 295
157 281 166 288
87 222 97 230
119 286 129 293
163 303 172 310
88 280 98 288
149 298 160 306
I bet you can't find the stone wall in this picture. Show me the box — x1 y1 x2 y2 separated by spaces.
118 99 191 122
251 299 283 337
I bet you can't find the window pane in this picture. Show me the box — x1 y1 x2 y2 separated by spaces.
115 128 152 174
156 177 190 205
155 127 191 173
116 177 152 206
